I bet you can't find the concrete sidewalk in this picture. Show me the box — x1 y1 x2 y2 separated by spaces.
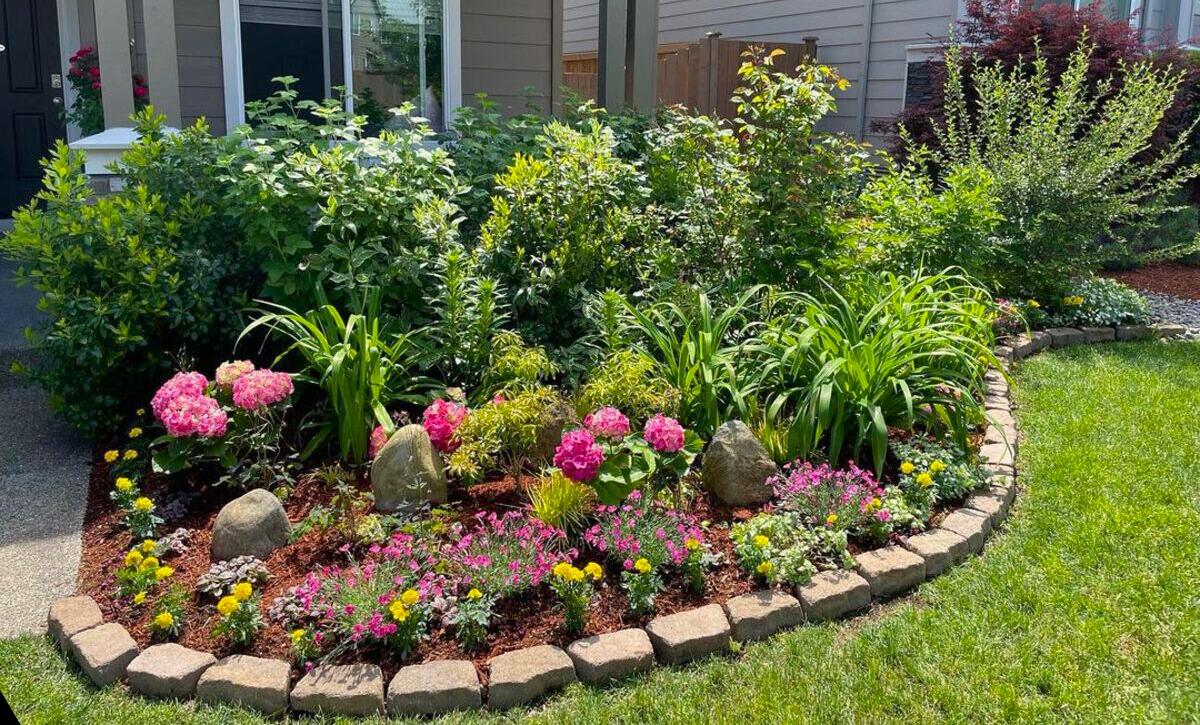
0 220 90 638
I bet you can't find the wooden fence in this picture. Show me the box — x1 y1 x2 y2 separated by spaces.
563 33 817 119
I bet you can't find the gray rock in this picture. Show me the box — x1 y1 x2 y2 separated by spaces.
701 421 777 506
126 643 216 698
979 442 1014 469
370 424 447 511
210 488 291 562
644 604 732 665
1010 333 1038 359
196 654 291 714
1046 327 1085 347
47 596 102 649
901 529 969 579
966 490 1010 526
565 628 656 684
796 569 871 621
387 660 481 716
487 645 576 710
529 399 578 466
1116 324 1154 341
1153 322 1188 339
69 622 138 687
938 508 992 554
1079 326 1115 343
855 546 926 598
1029 330 1051 353
291 663 385 716
988 479 1017 509
723 590 804 642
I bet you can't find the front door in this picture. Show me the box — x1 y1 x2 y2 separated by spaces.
0 0 66 218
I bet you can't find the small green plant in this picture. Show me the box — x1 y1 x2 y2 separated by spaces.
195 557 270 598
1044 277 1149 327
446 386 566 483
450 588 494 651
213 583 263 646
730 513 853 587
528 470 594 532
620 557 663 615
149 586 187 640
549 561 603 633
893 438 986 509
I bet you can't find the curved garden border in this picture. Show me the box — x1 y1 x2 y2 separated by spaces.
42 322 1186 718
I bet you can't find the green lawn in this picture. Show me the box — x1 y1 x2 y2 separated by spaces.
4 341 1199 724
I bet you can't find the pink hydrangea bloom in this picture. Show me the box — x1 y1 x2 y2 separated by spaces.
150 371 208 422
231 369 294 411
583 406 631 440
423 399 469 453
554 429 605 482
369 425 389 459
643 414 685 453
160 393 228 438
215 360 255 388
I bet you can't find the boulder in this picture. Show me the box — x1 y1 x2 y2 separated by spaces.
371 424 447 511
211 489 291 562
530 399 578 466
702 421 777 506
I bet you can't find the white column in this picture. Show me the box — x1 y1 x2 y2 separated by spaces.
95 0 136 128
143 0 182 125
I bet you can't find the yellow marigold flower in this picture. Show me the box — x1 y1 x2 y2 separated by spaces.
133 592 147 605
153 611 174 630
123 449 138 461
567 566 585 582
552 561 573 579
930 460 946 473
900 461 915 475
753 534 770 548
232 582 253 602
684 538 700 551
140 556 159 571
467 588 483 600
826 513 838 526
141 539 156 553
634 558 651 574
115 477 133 492
217 596 240 617
756 560 774 576
155 566 174 581
124 549 144 568
389 600 410 622
868 497 881 511
400 589 420 607
133 497 154 512
291 628 306 645
1027 299 1040 309
129 427 143 439
916 472 934 488
104 450 119 463
584 562 603 581
136 408 146 416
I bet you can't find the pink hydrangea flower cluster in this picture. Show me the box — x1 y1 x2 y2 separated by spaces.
215 360 255 388
769 461 889 528
554 428 605 482
445 511 575 596
422 399 469 453
231 369 294 411
583 406 631 440
368 425 390 459
584 491 705 568
643 413 685 453
159 392 228 438
150 371 208 421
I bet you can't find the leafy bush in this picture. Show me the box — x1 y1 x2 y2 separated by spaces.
444 387 565 483
891 438 984 515
423 245 506 390
1044 277 1149 327
1 110 255 436
730 512 853 587
574 350 681 426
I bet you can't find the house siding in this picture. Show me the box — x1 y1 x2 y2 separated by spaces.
461 0 562 116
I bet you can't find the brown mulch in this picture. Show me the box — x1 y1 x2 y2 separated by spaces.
1106 262 1200 300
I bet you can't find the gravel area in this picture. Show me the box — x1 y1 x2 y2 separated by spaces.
1141 291 1200 339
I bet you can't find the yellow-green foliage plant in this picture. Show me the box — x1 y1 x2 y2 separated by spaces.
575 350 680 426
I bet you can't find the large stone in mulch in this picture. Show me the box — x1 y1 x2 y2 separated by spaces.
291 663 385 716
487 644 577 710
978 442 1014 469
854 546 926 598
371 423 447 511
796 569 871 621
1046 327 1085 347
566 628 656 684
966 489 1010 526
701 420 777 506
938 508 992 554
723 590 804 642
529 399 578 466
1079 326 1115 344
47 596 102 649
1116 324 1154 341
126 643 216 698
210 488 291 562
644 604 732 665
196 654 291 714
387 660 481 716
901 529 969 579
69 622 138 687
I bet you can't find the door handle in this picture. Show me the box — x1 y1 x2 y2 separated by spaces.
52 96 63 106
0 44 7 53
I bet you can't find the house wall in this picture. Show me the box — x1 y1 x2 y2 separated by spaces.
460 0 562 115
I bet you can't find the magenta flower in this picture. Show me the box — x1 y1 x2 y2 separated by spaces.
160 394 228 438
583 406 631 440
643 414 685 453
422 399 469 453
150 371 208 422
554 429 605 482
231 369 294 411
369 425 389 459
215 360 255 388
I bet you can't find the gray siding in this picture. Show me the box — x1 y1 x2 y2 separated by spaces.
132 1 226 134
461 0 562 116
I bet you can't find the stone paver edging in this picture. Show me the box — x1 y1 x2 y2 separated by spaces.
43 323 1185 714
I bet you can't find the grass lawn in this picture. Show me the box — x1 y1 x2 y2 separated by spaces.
3 341 1198 724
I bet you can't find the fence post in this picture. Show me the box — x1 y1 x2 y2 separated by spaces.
598 0 628 109
702 32 721 115
803 36 818 61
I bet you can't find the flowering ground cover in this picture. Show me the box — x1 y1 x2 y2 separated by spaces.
4 341 1197 722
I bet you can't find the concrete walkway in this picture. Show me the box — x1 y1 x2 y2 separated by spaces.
0 219 90 638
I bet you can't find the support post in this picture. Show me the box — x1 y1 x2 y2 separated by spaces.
624 0 658 113
143 0 182 126
597 0 627 109
94 0 135 128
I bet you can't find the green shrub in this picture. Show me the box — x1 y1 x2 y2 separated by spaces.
445 386 565 483
1044 277 1149 327
480 330 557 399
575 350 681 426
1 110 253 436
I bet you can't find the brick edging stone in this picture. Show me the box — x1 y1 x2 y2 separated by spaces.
45 324 1178 713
